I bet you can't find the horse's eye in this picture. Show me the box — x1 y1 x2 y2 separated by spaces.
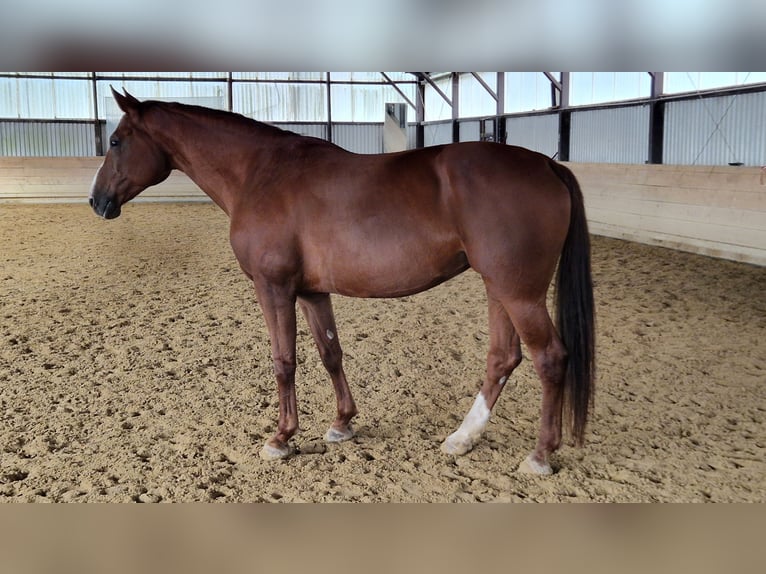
110 138 120 147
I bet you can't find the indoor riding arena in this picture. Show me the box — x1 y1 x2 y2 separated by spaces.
1 73 764 502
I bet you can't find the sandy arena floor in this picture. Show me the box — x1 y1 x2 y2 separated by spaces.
0 202 763 502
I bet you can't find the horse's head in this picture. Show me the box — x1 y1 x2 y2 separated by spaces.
89 88 172 219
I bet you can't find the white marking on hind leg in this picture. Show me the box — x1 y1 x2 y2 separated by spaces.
325 329 334 340
441 393 490 455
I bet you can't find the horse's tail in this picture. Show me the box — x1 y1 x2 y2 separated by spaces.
549 160 595 446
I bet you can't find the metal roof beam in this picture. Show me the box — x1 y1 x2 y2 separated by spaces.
420 73 452 107
470 72 497 101
544 72 562 92
380 72 416 110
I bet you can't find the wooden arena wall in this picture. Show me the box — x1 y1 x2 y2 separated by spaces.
1 157 764 266
0 157 207 204
564 162 766 266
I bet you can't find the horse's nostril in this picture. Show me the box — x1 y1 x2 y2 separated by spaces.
89 197 94 207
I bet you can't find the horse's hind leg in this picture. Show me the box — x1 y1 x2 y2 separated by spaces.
298 293 358 443
504 299 567 475
441 294 522 455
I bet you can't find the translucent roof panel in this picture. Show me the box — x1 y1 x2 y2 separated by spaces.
664 72 766 94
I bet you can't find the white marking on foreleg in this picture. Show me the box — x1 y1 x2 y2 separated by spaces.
259 442 291 461
325 329 335 340
518 454 553 475
441 393 490 455
325 424 354 442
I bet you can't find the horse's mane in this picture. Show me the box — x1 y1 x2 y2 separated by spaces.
142 99 298 140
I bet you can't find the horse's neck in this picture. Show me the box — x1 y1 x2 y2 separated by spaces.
147 107 278 216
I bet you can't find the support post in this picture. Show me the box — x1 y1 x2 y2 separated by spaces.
227 72 233 112
557 73 571 161
326 73 333 143
559 110 571 161
496 72 506 143
452 72 459 143
648 72 665 164
416 80 425 148
91 72 103 156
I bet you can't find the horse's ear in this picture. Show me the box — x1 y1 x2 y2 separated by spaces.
111 86 141 115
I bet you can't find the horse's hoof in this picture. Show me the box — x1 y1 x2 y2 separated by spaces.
325 425 354 443
259 442 292 461
441 433 473 456
517 454 552 475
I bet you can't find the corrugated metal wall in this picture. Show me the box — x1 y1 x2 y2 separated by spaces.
459 121 481 142
459 74 496 118
2 74 765 166
0 121 97 156
664 91 766 166
103 96 226 144
407 124 418 150
569 105 650 163
0 75 93 119
505 114 559 157
424 122 452 146
275 123 391 154
1 118 404 157
504 73 557 114
233 82 328 122
273 123 327 140
333 124 383 154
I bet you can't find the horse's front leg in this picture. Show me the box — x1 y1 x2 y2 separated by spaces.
253 280 299 460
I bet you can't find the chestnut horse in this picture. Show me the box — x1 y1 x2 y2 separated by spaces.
90 88 594 475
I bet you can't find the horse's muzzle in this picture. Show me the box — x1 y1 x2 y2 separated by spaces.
89 195 121 219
